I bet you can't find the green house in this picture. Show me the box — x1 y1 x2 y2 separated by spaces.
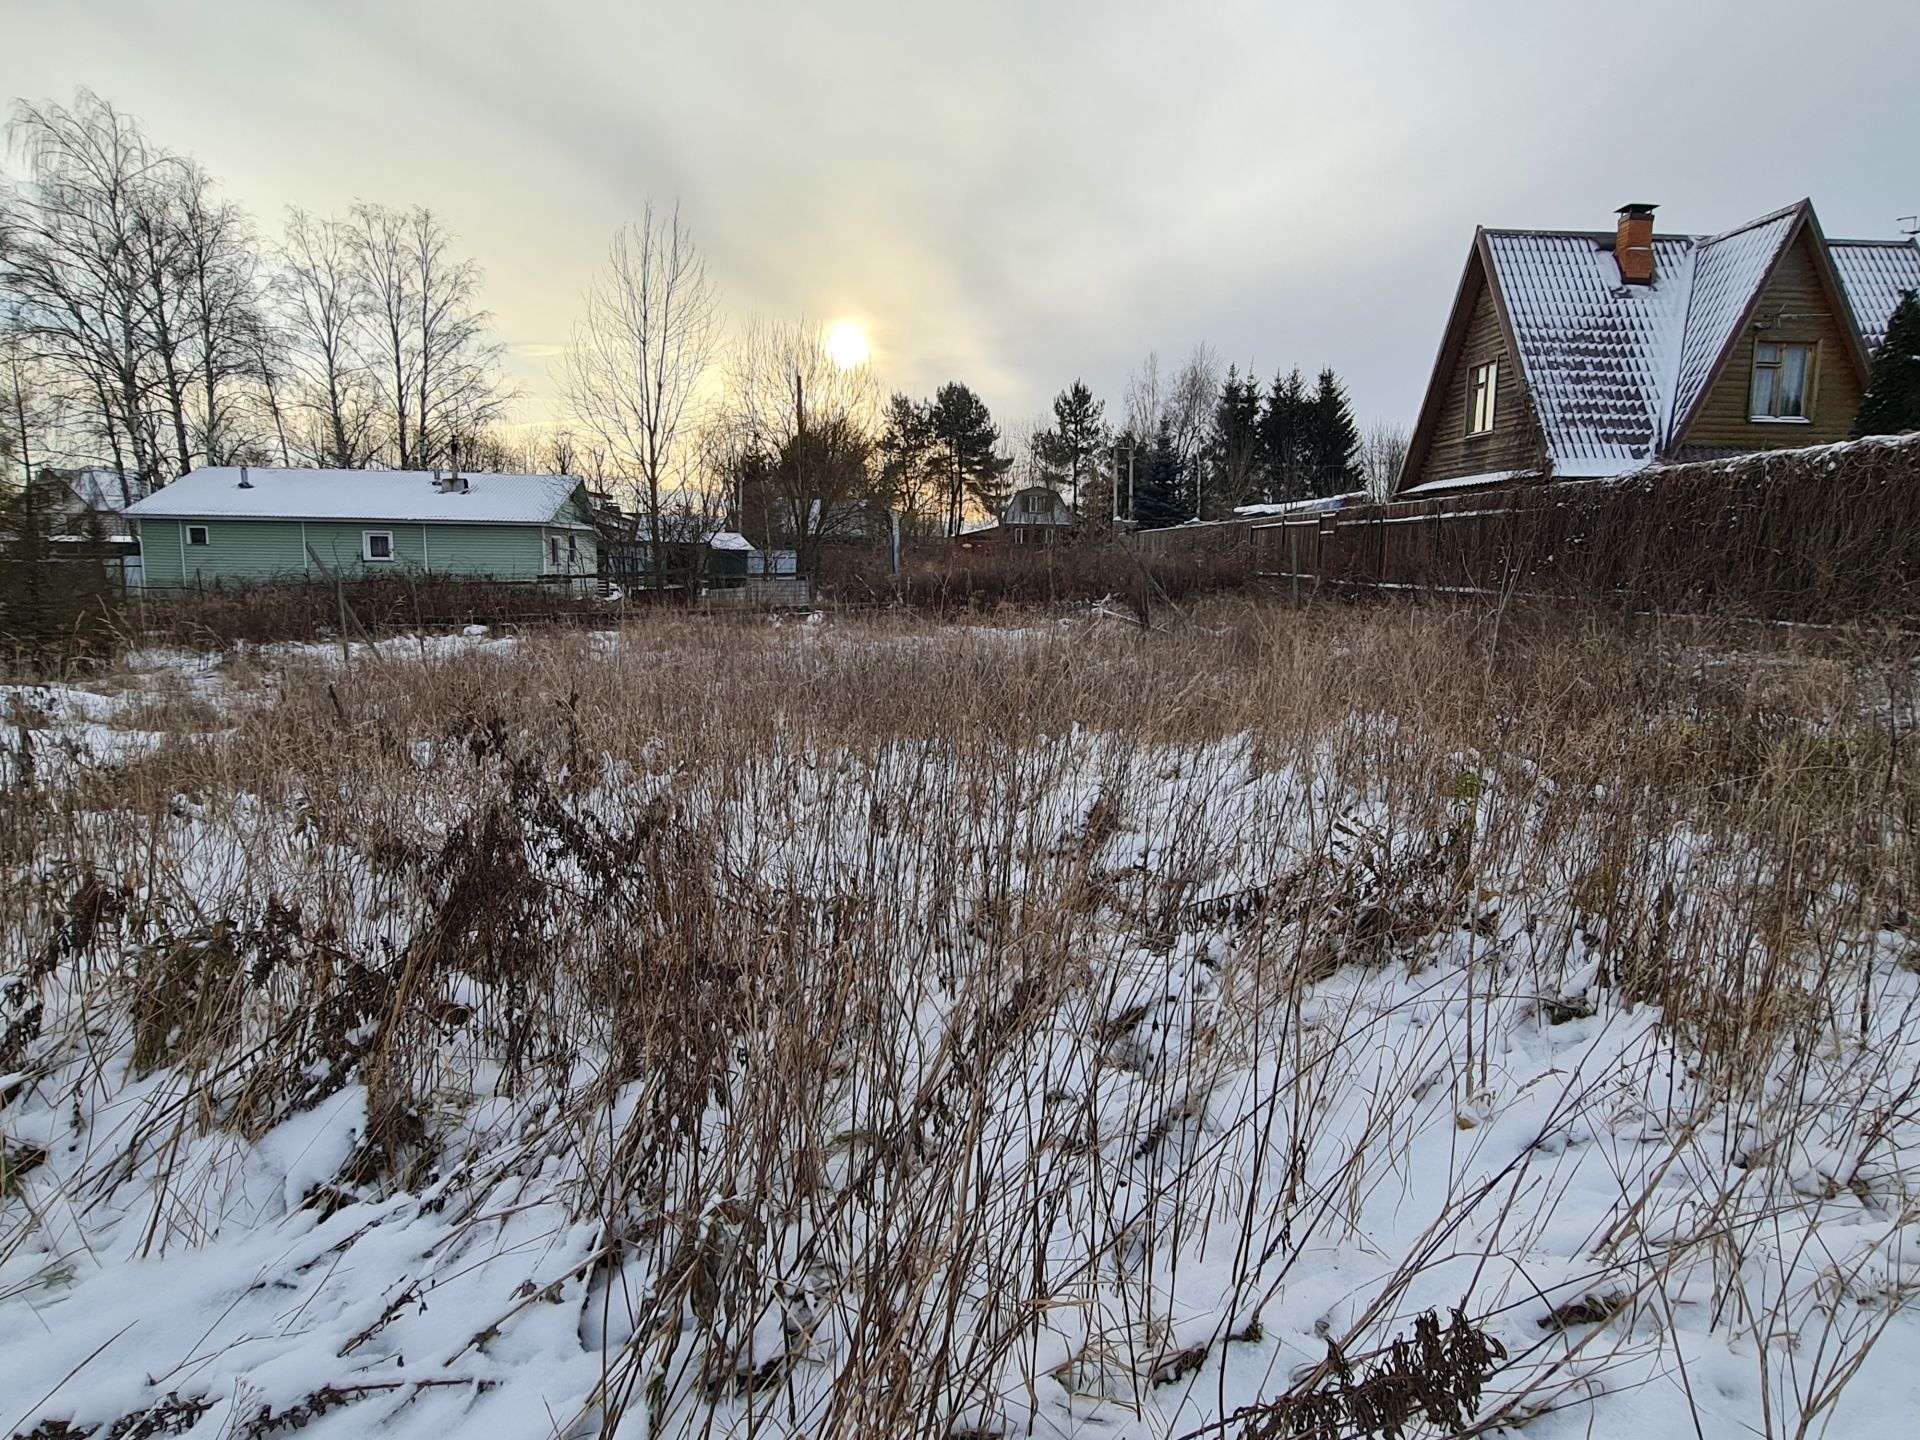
125 467 601 589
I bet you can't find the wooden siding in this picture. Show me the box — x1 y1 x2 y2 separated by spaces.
1408 273 1538 487
1678 230 1865 455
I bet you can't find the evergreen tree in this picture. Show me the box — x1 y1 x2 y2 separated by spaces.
878 392 939 534
1203 366 1264 518
1131 420 1193 529
1260 368 1310 502
1303 367 1362 496
1032 379 1108 514
1855 290 1920 437
0 474 120 673
927 382 1012 537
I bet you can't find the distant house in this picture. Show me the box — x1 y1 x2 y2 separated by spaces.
37 467 145 585
1398 199 1920 497
972 485 1074 546
125 467 601 589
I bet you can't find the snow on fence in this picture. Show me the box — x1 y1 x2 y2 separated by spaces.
1250 433 1920 623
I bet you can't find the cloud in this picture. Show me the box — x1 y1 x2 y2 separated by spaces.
6 0 1916 436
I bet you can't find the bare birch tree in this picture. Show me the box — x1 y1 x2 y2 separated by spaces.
562 203 718 576
279 208 376 467
1360 421 1410 500
1 92 169 501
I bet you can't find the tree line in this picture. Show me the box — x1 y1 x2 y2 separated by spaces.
0 91 508 505
2 88 1406 554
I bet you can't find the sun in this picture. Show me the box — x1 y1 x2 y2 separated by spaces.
824 320 870 370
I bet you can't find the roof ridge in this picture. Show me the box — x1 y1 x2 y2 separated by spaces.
1478 226 1699 242
1697 199 1807 248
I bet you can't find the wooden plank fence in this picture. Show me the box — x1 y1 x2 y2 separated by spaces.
1240 437 1920 624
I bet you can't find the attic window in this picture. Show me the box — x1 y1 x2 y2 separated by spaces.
186 524 209 546
363 531 394 562
1467 361 1498 436
1023 492 1049 514
1749 341 1814 421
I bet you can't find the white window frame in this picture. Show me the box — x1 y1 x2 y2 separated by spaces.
566 533 580 569
1466 361 1498 437
1749 340 1816 423
548 534 562 569
186 524 210 546
362 530 395 562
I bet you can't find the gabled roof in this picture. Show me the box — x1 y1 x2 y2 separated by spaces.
1830 237 1920 352
1401 200 1905 491
126 468 593 527
1482 228 1695 472
1669 205 1801 432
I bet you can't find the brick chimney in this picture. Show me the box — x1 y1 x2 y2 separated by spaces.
1615 203 1657 284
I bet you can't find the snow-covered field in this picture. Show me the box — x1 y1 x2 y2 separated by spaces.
2 607 1916 1439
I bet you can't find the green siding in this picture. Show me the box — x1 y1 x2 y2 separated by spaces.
302 521 426 575
140 519 308 587
427 524 545 577
136 516 594 588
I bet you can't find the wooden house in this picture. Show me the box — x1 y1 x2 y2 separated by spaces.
1397 200 1920 496
964 486 1075 547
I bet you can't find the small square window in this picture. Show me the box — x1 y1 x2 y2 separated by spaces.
1750 341 1814 420
186 524 209 546
1466 361 1498 436
363 531 394 561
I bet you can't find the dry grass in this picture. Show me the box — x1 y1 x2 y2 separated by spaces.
1 598 1917 1440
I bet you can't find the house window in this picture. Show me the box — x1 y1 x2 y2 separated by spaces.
186 524 209 546
1749 341 1814 421
566 534 580 568
1466 361 1498 436
1023 492 1048 514
362 531 394 561
548 535 562 567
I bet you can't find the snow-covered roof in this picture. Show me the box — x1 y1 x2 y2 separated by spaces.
1830 238 1920 353
708 531 754 552
1234 491 1362 518
1423 201 1912 485
1483 230 1695 471
126 468 591 527
64 467 146 513
1668 206 1801 433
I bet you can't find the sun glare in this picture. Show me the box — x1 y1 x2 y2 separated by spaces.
825 320 871 370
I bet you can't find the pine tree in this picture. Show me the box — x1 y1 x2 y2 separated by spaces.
1855 290 1920 437
1032 379 1108 514
928 382 1012 537
1204 366 1264 518
1303 367 1362 496
878 393 938 534
1260 368 1310 502
1131 421 1193 530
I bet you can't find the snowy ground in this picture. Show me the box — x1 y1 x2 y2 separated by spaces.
2 613 1916 1439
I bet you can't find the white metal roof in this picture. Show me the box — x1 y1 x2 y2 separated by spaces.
1830 238 1920 353
125 468 592 527
1468 203 1912 478
1484 230 1695 472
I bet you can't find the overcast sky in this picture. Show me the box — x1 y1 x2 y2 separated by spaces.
6 0 1916 439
